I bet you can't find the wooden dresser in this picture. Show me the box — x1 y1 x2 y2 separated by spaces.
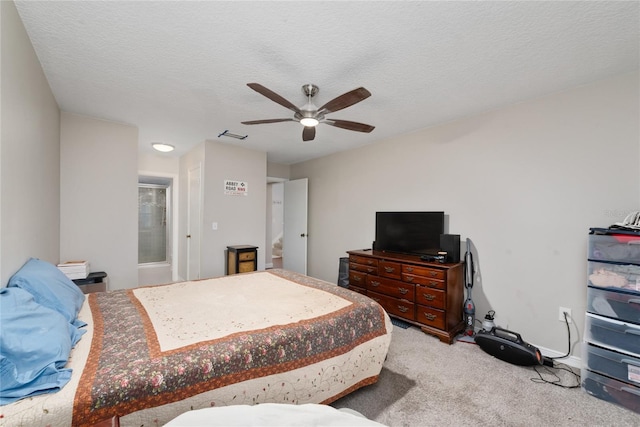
347 249 464 344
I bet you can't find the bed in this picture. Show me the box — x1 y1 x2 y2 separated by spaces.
0 260 392 427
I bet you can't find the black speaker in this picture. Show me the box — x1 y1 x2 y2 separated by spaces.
439 234 460 263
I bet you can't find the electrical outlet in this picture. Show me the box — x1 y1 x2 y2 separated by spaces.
559 306 572 323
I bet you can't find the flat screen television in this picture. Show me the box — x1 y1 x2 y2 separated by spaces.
374 211 444 256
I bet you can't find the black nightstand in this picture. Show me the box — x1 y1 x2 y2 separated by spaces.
226 245 258 275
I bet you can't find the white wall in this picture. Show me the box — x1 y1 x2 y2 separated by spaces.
1 0 61 285
178 140 266 279
60 112 139 290
291 73 640 357
202 140 267 277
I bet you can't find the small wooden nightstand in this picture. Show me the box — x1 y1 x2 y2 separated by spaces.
227 245 258 275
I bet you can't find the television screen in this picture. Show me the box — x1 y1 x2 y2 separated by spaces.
375 211 444 256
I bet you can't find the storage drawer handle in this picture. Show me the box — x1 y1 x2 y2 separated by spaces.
370 281 380 287
423 293 435 301
429 281 439 287
398 287 409 295
406 266 414 272
405 276 415 282
621 386 640 397
621 358 640 368
429 271 437 277
424 313 436 321
353 276 362 282
367 260 375 265
367 267 375 273
398 305 409 313
384 267 395 273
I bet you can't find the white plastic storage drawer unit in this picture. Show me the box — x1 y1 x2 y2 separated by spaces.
583 227 640 413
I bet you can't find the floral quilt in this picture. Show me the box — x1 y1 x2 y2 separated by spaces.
72 270 389 425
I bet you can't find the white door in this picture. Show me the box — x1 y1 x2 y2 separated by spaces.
283 178 308 274
187 164 202 280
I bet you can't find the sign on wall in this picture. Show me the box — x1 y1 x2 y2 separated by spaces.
224 179 248 196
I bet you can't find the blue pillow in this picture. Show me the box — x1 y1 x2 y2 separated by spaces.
0 287 75 405
8 258 86 328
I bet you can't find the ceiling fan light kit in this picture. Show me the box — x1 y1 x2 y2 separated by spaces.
241 83 375 141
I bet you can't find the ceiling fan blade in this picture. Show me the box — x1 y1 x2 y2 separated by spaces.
241 118 297 125
318 87 371 114
302 126 316 141
247 83 301 114
324 119 375 133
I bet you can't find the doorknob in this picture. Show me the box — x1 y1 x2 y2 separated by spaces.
300 233 308 237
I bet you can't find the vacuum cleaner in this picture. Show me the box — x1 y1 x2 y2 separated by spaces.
463 238 475 336
475 327 545 366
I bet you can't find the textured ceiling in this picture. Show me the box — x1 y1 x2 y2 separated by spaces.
14 1 640 165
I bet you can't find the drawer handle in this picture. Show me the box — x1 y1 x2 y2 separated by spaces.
429 271 437 277
384 267 395 273
405 276 415 283
372 298 381 303
398 287 409 295
429 281 439 287
353 276 362 282
398 305 409 313
424 313 437 321
370 281 380 287
406 266 414 272
621 386 640 397
367 267 375 273
367 260 375 265
621 358 640 368
423 293 435 301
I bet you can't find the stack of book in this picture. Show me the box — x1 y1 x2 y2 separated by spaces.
57 261 90 280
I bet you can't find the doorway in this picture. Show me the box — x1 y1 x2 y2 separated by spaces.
266 178 308 275
138 175 174 286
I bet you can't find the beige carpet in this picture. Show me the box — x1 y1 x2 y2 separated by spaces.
332 325 639 426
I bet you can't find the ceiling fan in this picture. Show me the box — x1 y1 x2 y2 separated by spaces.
241 83 375 141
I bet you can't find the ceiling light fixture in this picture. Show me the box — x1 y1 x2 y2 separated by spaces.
300 117 319 127
152 143 174 152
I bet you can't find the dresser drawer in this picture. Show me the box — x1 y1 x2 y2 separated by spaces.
582 368 640 414
402 264 445 280
585 313 640 357
416 306 446 329
368 291 414 321
379 260 402 280
349 255 378 268
367 276 415 301
402 273 445 290
348 285 367 296
239 251 255 261
348 270 367 287
589 233 640 264
415 285 445 309
349 262 378 274
587 286 640 325
583 342 640 386
588 261 640 293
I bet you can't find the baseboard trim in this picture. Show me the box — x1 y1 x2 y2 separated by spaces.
265 263 273 269
535 344 581 369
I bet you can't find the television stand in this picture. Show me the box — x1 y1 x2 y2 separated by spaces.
346 249 464 344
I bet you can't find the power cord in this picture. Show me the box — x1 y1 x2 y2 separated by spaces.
530 311 581 388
